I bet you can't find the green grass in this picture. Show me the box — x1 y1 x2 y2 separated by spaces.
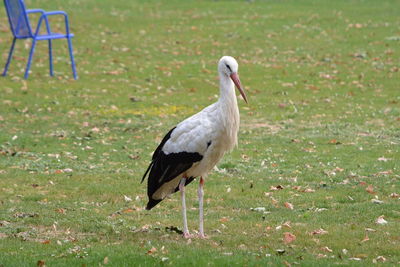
1 0 399 266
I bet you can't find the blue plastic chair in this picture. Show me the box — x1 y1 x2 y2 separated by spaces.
2 0 77 79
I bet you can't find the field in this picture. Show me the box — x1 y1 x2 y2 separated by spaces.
0 0 399 266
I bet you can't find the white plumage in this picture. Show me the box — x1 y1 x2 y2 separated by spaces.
141 56 247 238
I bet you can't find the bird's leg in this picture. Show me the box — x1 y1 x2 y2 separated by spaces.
179 177 191 238
198 177 206 238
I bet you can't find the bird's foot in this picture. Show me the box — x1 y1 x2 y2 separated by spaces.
182 232 193 239
198 232 208 239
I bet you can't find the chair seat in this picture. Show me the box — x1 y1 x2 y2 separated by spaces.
35 32 74 40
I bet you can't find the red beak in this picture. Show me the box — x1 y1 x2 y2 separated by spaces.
230 73 248 103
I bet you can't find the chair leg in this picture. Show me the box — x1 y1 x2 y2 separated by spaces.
2 37 17 77
48 40 54 76
67 38 77 80
24 39 37 79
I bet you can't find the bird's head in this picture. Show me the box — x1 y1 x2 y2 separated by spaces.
218 56 248 103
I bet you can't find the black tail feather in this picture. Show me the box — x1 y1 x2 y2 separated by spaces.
141 161 153 183
146 198 162 210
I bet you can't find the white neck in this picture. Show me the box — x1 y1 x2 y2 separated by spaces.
218 73 238 107
216 72 240 150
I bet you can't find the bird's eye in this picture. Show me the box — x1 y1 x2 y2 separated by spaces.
225 64 232 72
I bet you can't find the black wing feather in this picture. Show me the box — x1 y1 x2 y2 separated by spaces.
141 127 176 184
141 127 203 210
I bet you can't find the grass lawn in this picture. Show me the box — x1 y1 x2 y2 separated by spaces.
0 0 399 266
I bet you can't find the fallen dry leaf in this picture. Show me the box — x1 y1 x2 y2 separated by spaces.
147 247 157 255
310 228 328 235
220 217 229 223
270 197 279 207
283 232 296 244
304 188 315 193
321 246 333 253
122 208 135 213
360 234 369 243
389 192 400 198
55 208 66 214
374 170 393 176
366 185 376 194
375 215 388 225
328 139 341 145
284 202 294 210
37 260 46 267
270 185 284 191
103 256 109 264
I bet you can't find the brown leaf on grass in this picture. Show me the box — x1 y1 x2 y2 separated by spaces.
103 256 109 264
373 170 393 176
360 234 369 243
304 188 315 193
284 202 294 210
129 154 140 160
270 197 279 207
366 185 376 194
302 147 316 153
310 228 328 235
37 260 46 267
122 208 135 213
389 192 400 198
321 246 333 253
283 232 296 244
0 221 11 227
278 103 287 108
220 217 230 223
55 208 66 214
270 185 284 191
41 240 51 244
147 247 157 255
328 139 342 145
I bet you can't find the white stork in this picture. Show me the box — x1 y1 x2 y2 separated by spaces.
141 56 247 238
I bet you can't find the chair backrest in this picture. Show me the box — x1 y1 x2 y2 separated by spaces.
3 0 32 38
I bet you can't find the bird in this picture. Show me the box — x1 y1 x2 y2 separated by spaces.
141 56 247 238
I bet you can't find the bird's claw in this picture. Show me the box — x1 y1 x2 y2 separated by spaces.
183 232 193 239
198 233 208 239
